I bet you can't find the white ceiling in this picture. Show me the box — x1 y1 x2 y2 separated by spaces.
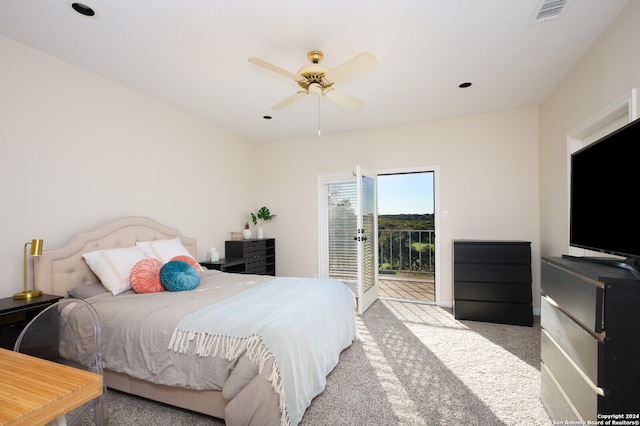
0 0 629 143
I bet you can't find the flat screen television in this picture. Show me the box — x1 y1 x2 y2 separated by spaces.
568 116 640 277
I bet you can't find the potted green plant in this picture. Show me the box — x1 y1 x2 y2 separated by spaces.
251 206 275 239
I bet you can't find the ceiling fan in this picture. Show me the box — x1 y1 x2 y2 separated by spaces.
248 50 377 111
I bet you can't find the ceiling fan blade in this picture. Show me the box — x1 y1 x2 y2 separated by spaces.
324 52 377 84
324 89 365 111
248 57 305 82
272 91 307 110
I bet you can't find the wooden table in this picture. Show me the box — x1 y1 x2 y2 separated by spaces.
0 348 103 426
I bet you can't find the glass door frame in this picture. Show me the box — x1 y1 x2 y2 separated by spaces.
317 166 379 314
355 166 379 314
377 165 441 305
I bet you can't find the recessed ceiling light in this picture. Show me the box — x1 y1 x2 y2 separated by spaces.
71 2 96 17
459 82 472 88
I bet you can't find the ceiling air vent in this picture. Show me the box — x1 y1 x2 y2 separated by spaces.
531 0 571 24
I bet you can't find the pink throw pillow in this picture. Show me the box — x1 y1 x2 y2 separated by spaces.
130 258 165 294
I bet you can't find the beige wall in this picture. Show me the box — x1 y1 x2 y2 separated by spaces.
257 108 541 308
539 1 640 258
0 36 258 298
20 0 640 310
1 34 542 310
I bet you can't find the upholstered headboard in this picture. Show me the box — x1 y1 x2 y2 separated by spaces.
34 216 197 297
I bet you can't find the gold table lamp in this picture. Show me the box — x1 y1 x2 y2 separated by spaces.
14 239 44 300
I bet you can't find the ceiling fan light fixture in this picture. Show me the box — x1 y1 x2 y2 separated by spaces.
308 82 323 95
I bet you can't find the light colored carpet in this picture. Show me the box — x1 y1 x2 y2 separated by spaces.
96 300 552 425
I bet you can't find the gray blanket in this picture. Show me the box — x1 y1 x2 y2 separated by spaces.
75 270 356 425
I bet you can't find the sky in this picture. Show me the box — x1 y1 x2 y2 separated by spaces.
377 172 434 215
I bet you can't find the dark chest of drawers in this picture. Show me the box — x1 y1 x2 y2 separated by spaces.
541 256 640 421
224 238 276 276
453 240 533 326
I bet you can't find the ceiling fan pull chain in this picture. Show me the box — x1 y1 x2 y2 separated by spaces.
318 94 322 136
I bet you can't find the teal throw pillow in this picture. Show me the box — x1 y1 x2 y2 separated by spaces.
160 260 200 292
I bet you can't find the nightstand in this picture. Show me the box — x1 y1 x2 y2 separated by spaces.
0 294 64 349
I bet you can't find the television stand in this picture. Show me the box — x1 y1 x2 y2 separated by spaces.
541 256 640 420
561 254 640 279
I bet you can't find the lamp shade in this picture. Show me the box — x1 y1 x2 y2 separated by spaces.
30 239 43 256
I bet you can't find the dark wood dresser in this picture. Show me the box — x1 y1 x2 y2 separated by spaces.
222 238 276 275
541 256 640 421
453 240 533 326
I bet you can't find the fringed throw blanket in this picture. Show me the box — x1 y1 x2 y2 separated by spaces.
169 277 357 426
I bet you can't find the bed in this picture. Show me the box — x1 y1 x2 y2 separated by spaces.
34 216 357 426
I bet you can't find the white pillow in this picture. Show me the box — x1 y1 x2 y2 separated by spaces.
136 238 203 271
82 246 148 295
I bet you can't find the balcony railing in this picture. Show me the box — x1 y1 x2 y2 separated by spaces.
378 229 435 276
